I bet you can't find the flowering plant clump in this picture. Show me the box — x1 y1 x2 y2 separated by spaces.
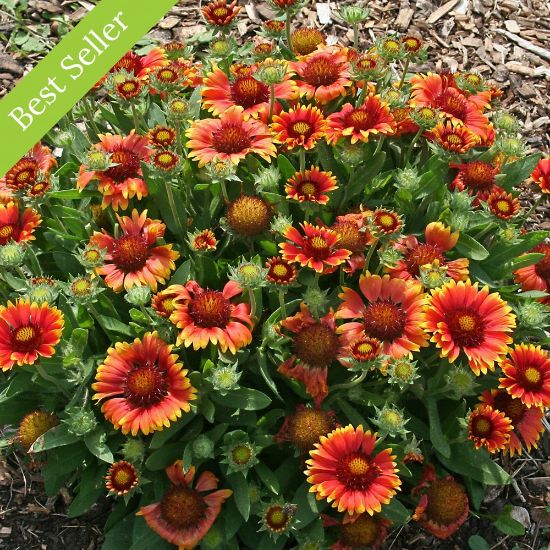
1 2 549 548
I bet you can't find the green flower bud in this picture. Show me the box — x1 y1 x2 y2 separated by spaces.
336 142 364 167
517 301 549 329
221 432 260 475
303 287 329 318
211 39 232 57
254 165 280 193
167 98 189 119
122 437 146 463
418 261 451 289
63 406 98 437
208 363 241 395
125 285 152 306
492 111 519 134
79 244 106 269
394 167 420 191
192 434 215 459
372 405 409 437
28 283 59 305
255 62 287 86
260 501 297 540
85 149 111 171
338 5 370 24
387 357 419 389
228 258 268 290
270 214 293 235
0 242 25 267
450 190 474 212
445 365 478 398
496 134 526 158
202 526 223 548
377 246 403 269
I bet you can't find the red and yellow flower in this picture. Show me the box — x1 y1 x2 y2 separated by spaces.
326 96 395 145
487 190 520 219
305 425 401 515
336 273 428 359
412 464 469 540
285 167 338 204
92 332 196 436
271 106 327 150
532 158 550 193
370 208 403 236
423 280 516 375
327 513 391 550
109 48 167 80
280 222 351 274
290 47 352 104
0 299 64 371
499 344 550 408
170 280 253 354
278 303 344 405
391 106 419 137
151 284 187 319
450 160 501 202
1 143 56 192
137 461 232 548
0 201 41 245
387 222 469 282
265 256 298 285
105 461 139 495
201 0 241 27
148 125 176 148
468 404 512 453
480 389 544 456
514 243 550 305
429 121 479 153
331 211 375 274
77 132 151 211
201 67 295 119
190 229 217 251
186 106 276 167
291 27 326 55
90 210 179 293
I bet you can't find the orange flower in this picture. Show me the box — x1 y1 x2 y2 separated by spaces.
305 425 401 515
450 160 501 202
190 229 217 251
468 404 512 453
0 299 64 371
271 106 327 150
265 256 298 285
137 461 232 548
514 243 550 305
423 280 515 375
202 0 241 26
1 143 56 192
148 125 176 148
487 190 520 219
329 513 391 550
331 211 375 274
151 284 187 319
201 67 295 119
0 201 41 245
290 48 352 104
391 106 419 137
77 132 151 211
186 106 276 167
430 121 479 153
170 280 253 354
499 344 550 408
532 158 550 193
278 303 344 405
90 209 179 293
92 332 196 436
336 272 428 359
412 464 469 540
280 222 351 274
109 48 167 80
291 27 326 55
387 222 469 281
480 389 544 456
370 208 403 236
326 96 395 145
105 461 139 496
285 167 337 205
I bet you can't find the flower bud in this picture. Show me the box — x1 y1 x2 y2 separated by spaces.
0 242 25 267
372 405 409 437
445 365 478 398
192 434 215 459
125 285 152 306
517 301 549 329
208 363 241 395
63 406 98 437
122 437 146 463
338 5 370 24
387 357 419 389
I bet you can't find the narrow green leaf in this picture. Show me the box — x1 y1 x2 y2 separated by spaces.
456 233 490 261
228 473 250 521
468 535 490 550
211 387 271 411
426 398 451 458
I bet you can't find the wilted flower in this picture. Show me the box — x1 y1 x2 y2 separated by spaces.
18 410 59 451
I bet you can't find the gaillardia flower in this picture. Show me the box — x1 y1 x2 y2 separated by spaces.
151 284 186 319
487 190 520 220
387 221 469 281
18 410 59 451
430 121 479 153
290 27 326 55
137 461 232 548
271 106 327 150
285 167 338 205
326 96 395 145
278 303 344 405
186 106 276 167
0 201 41 245
331 211 374 274
105 460 139 496
499 344 550 408
170 280 253 354
327 513 391 550
450 160 501 202
90 210 179 293
265 256 298 285
468 404 512 453
412 464 469 540
480 389 544 456
202 68 295 119
514 243 550 305
336 272 428 359
202 0 242 27
1 143 56 192
226 194 272 237
305 425 401 515
532 158 550 193
190 229 217 252
290 47 352 104
280 222 351 274
92 332 196 436
0 299 64 371
423 280 515 375
77 132 151 211
109 48 167 80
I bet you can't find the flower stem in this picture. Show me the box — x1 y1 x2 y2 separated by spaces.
220 180 230 203
331 370 367 391
364 239 379 271
404 127 423 165
130 102 141 133
353 24 359 49
278 289 287 319
398 58 410 89
83 98 101 141
35 363 70 399
269 84 275 121
523 194 546 222
299 148 306 174
248 289 257 319
285 11 292 52
373 135 385 156
164 180 186 246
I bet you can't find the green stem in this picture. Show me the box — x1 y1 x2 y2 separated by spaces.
248 289 257 319
523 194 546 222
398 58 410 89
353 24 359 50
278 289 287 319
220 180 230 203
299 148 305 174
373 135 385 156
331 370 367 391
164 180 186 245
404 127 423 165
83 98 101 141
130 102 141 133
269 84 275 121
339 268 345 287
35 363 70 399
304 205 311 223
364 239 379 271
285 11 292 52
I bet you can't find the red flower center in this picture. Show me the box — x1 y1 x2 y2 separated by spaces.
109 462 138 492
160 486 207 528
231 76 269 109
519 365 543 390
11 324 41 352
104 150 141 182
363 300 406 342
0 224 15 244
493 392 525 424
112 235 150 272
472 415 492 437
212 123 252 154
292 322 340 367
533 244 550 283
188 290 232 328
425 479 467 525
302 57 341 87
446 133 464 146
267 258 295 284
125 366 168 406
151 128 175 147
447 308 484 348
461 162 496 191
405 243 445 276
157 67 179 83
337 453 381 490
304 235 331 259
341 514 380 547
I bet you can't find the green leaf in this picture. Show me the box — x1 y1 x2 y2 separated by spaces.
84 429 114 463
48 189 99 200
69 328 88 356
494 505 526 536
510 252 545 270
31 424 78 452
102 514 135 550
426 398 451 458
98 316 133 336
381 497 410 524
337 397 368 427
254 463 279 494
484 230 548 269
256 349 282 400
211 387 271 411
68 464 107 517
468 535 490 550
228 473 250 521
170 260 192 284
496 153 541 190
456 233 490 261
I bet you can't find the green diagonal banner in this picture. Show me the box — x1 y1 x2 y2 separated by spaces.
0 0 180 178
